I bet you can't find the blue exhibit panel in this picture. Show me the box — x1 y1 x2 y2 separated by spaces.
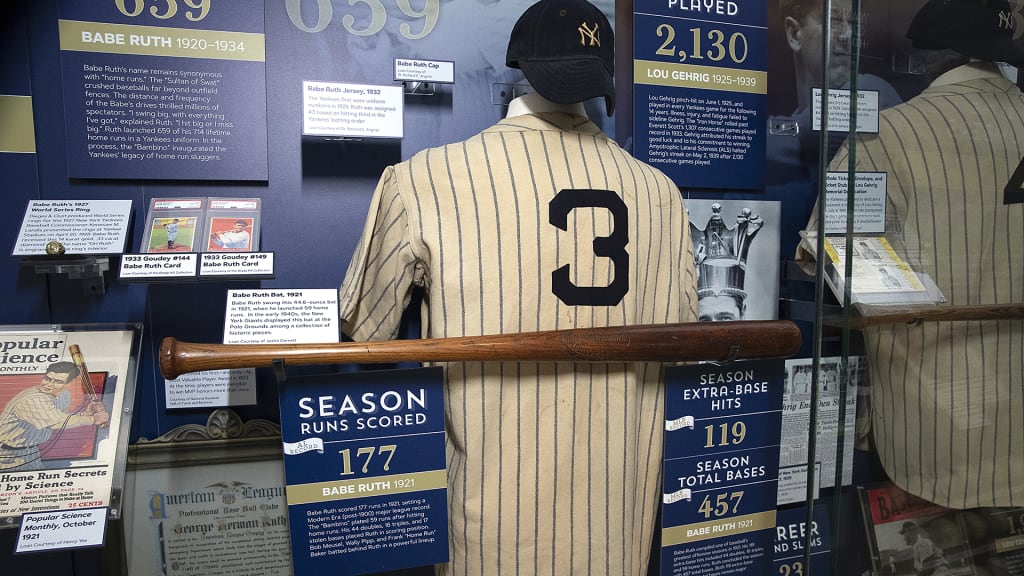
660 497 777 576
664 409 782 462
664 361 783 461
773 504 832 576
660 360 784 576
279 367 448 575
663 447 779 525
56 0 268 180
632 0 767 190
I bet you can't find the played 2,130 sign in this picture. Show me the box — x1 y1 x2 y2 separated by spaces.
632 0 767 190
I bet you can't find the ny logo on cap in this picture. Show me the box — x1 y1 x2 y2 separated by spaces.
578 21 600 47
999 9 1014 30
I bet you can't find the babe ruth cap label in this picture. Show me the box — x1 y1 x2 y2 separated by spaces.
906 0 1024 65
506 0 616 116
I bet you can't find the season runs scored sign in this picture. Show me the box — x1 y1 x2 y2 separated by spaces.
279 367 447 575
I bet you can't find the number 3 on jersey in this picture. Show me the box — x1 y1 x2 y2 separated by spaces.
548 189 629 306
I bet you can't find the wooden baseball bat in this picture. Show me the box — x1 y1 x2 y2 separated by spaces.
70 344 108 428
826 303 1024 329
159 320 802 380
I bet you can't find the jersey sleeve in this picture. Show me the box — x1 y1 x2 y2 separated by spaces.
338 166 422 341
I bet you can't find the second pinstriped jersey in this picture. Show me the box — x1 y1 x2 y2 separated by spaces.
339 110 698 576
815 66 1024 508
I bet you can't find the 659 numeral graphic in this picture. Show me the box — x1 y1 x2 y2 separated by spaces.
115 0 210 21
655 24 748 64
286 0 440 39
338 444 397 476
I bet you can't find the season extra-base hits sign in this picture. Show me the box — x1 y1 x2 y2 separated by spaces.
633 0 767 190
661 360 784 576
279 367 447 575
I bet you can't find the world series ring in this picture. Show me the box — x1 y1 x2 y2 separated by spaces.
45 240 66 256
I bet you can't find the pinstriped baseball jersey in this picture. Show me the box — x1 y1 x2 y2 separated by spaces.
811 64 1024 508
0 387 85 470
339 109 698 575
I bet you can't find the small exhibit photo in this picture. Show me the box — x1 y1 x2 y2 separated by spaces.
861 482 979 576
146 216 197 253
207 217 254 252
686 198 782 322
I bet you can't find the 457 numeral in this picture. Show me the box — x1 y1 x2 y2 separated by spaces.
697 491 743 519
338 444 396 476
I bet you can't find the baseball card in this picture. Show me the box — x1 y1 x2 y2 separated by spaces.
204 198 261 253
139 198 205 254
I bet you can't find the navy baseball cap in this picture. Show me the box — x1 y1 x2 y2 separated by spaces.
506 0 616 116
907 0 1024 65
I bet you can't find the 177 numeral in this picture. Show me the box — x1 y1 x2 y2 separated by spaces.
339 444 397 476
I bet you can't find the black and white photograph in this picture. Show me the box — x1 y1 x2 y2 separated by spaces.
687 199 781 322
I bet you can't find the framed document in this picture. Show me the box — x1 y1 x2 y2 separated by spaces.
124 409 291 576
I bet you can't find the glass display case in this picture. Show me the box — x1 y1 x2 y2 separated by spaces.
802 1 1024 575
4 0 1023 574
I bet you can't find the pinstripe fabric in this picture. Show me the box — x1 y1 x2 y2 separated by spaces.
339 111 698 575
812 66 1024 508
